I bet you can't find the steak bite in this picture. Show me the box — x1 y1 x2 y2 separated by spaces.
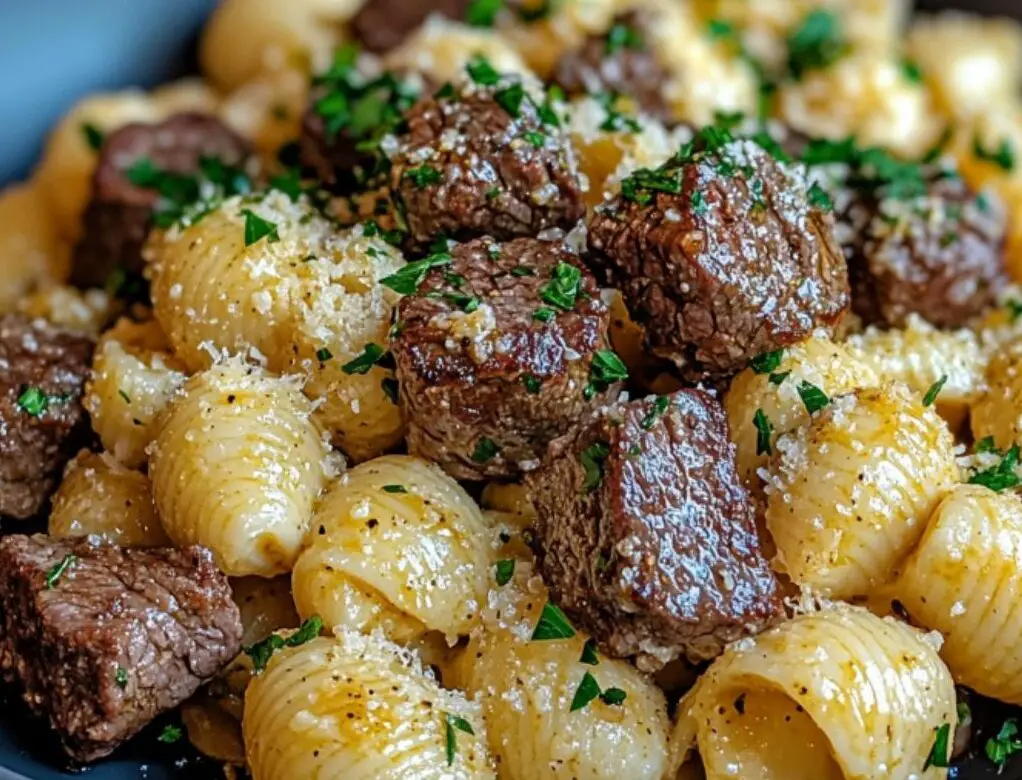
849 175 1005 329
350 0 472 54
73 112 251 289
588 127 849 380
0 534 242 763
554 12 671 121
391 236 620 480
525 389 783 671
388 67 586 249
0 314 93 520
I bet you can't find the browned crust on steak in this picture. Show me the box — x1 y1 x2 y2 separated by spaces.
526 389 783 670
0 535 242 763
588 137 849 380
0 315 94 520
393 237 618 479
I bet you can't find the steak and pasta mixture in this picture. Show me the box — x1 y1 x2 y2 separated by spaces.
5 0 1022 777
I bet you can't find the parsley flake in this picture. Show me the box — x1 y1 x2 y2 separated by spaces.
495 559 515 586
571 671 602 712
44 554 76 589
580 441 611 492
382 484 407 494
241 209 280 247
245 615 323 673
797 381 830 414
522 374 542 394
81 122 104 151
974 135 1017 172
495 83 526 117
533 307 556 323
985 718 1022 770
522 130 546 148
157 724 183 744
115 667 128 689
315 347 333 362
472 437 499 463
769 371 790 386
380 252 452 294
922 375 948 407
605 23 644 55
640 396 671 430
750 349 785 375
465 0 502 26
600 687 627 706
17 386 50 417
341 343 389 375
754 409 773 456
579 638 599 665
381 378 400 404
901 58 924 84
466 55 501 86
445 713 475 766
808 181 834 211
969 445 1021 492
540 262 583 311
531 601 576 641
586 350 629 399
786 9 848 80
403 165 443 188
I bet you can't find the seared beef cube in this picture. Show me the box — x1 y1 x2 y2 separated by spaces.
0 315 93 519
350 0 472 54
301 62 421 191
849 177 1005 328
388 75 586 249
526 390 783 670
73 112 250 289
392 237 619 480
554 12 671 121
588 130 849 380
0 535 242 762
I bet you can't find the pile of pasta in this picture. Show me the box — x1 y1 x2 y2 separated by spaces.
7 0 1022 778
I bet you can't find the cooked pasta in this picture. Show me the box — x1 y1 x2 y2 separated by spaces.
971 339 1022 451
232 575 301 646
292 455 493 643
448 581 672 780
149 359 327 577
503 0 617 79
763 383 958 599
16 285 115 336
384 17 538 87
907 12 1022 121
673 606 957 779
846 314 986 431
146 192 406 460
84 318 188 468
893 485 1022 704
243 628 494 780
48 451 168 547
219 67 308 160
725 333 880 488
0 183 70 312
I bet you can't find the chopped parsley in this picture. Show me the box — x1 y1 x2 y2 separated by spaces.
403 165 443 188
533 307 556 323
620 166 683 205
579 638 599 665
521 374 542 394
382 484 407 494
157 724 183 744
531 601 576 641
640 396 670 430
586 350 629 399
472 437 499 463
901 58 924 84
923 722 951 770
16 386 50 417
118 389 132 403
754 409 773 456
115 667 128 689
986 718 1022 770
126 155 252 229
465 0 502 26
571 671 602 711
605 23 644 55
315 347 333 362
797 381 830 414
750 349 785 375
511 266 535 277
380 252 452 294
445 713 475 766
81 122 104 151
922 375 948 407
600 687 627 706
769 371 791 386
45 554 77 589
341 343 390 375
495 559 515 586
241 209 280 246
706 18 736 41
786 9 848 81
245 615 324 673
807 181 834 211
976 436 998 454
540 262 583 311
269 168 303 201
973 135 1017 172
580 441 611 492
381 377 400 404
495 83 526 118
434 82 457 100
522 130 546 148
466 55 501 86
802 136 928 201
968 445 1021 492
691 189 708 215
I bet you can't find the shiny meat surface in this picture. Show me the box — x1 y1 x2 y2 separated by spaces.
392 236 617 479
389 77 586 250
0 314 93 520
0 535 242 763
73 112 250 288
526 389 783 670
588 132 850 380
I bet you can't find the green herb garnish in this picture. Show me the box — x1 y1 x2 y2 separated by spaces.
985 718 1022 770
754 409 773 456
241 209 280 246
580 441 611 492
786 9 848 80
244 615 324 673
531 601 576 641
45 554 77 589
640 396 670 430
580 638 599 665
472 437 499 463
969 445 1021 492
750 349 785 375
341 343 389 375
495 559 515 586
922 375 948 407
797 381 830 414
380 252 452 294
